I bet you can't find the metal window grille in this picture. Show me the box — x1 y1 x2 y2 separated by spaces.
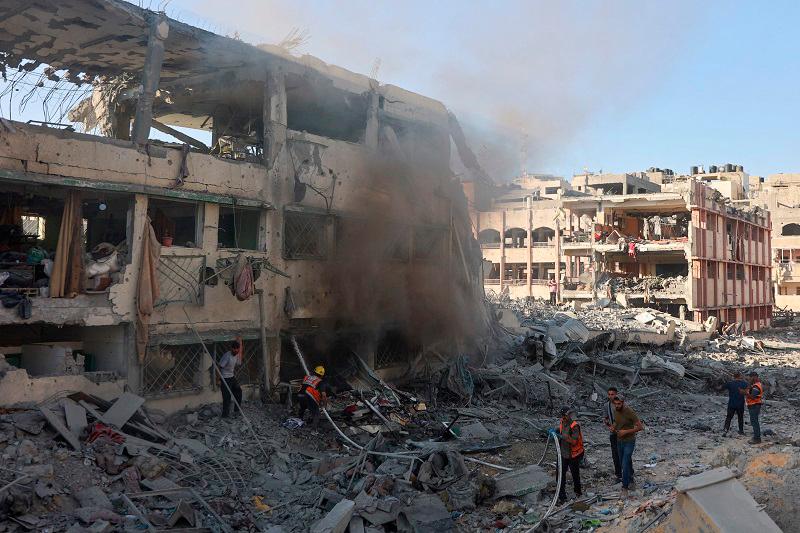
21 215 44 237
385 226 410 261
156 255 205 306
413 227 444 261
375 331 412 369
284 211 328 259
141 343 204 396
234 339 264 385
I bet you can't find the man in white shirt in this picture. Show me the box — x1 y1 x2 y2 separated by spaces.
218 337 242 418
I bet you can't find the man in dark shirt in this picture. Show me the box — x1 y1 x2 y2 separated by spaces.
612 393 643 498
603 386 628 482
723 371 748 435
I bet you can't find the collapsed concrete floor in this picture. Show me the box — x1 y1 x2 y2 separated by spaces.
2 302 800 532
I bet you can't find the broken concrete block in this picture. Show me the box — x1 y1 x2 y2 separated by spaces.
310 498 354 533
348 516 365 533
635 311 656 324
493 465 550 498
397 493 453 532
666 467 782 532
39 406 81 451
73 508 122 525
75 486 112 510
459 422 492 440
63 399 88 438
101 392 145 428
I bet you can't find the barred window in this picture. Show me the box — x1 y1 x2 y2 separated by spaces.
284 211 328 259
413 226 445 261
142 343 204 397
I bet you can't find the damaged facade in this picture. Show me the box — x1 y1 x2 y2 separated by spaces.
750 173 800 311
0 0 486 411
469 166 774 331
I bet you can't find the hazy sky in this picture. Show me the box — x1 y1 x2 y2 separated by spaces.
3 1 799 180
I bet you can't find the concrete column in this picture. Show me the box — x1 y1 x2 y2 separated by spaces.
365 90 379 148
526 207 532 297
500 211 506 293
555 218 561 303
264 69 287 169
132 14 169 144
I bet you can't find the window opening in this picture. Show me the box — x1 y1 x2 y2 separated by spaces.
147 198 200 248
218 206 261 250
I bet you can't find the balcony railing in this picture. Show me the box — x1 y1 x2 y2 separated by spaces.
480 243 501 249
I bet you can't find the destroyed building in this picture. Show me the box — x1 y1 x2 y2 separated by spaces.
559 180 773 330
750 173 800 311
0 0 488 412
462 173 564 299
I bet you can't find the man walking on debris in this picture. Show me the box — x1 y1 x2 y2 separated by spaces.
741 371 764 444
603 387 630 482
612 393 643 497
723 371 748 436
548 276 557 305
298 365 329 429
555 407 584 503
218 336 243 418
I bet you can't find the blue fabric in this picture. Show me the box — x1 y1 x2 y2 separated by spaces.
748 403 761 439
617 440 636 489
725 379 748 408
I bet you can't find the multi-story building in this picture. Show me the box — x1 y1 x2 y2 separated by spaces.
0 0 485 411
463 174 567 299
467 165 773 331
750 173 800 310
559 181 773 330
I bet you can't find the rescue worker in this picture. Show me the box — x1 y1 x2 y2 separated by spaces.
298 365 329 429
555 407 584 503
740 371 764 444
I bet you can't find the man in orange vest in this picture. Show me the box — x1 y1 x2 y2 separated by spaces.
555 407 584 503
740 371 764 444
298 365 329 429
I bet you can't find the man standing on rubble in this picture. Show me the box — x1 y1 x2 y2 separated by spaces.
723 371 748 436
555 407 584 503
612 393 643 497
298 365 330 429
548 276 557 305
603 387 629 482
218 336 243 419
740 371 764 444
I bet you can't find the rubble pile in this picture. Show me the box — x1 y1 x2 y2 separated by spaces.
595 274 687 296
3 300 800 531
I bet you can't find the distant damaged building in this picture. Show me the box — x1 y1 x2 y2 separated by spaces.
469 165 774 332
560 180 773 331
0 0 487 411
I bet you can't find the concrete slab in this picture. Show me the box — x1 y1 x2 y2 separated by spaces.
63 399 88 438
39 406 81 451
101 392 145 428
493 465 550 498
310 498 354 533
665 467 783 533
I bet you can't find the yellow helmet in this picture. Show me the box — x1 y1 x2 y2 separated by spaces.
314 365 325 377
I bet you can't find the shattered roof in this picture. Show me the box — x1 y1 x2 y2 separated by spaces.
0 0 265 82
0 0 448 127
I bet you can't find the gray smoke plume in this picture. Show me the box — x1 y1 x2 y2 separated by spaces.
187 0 710 179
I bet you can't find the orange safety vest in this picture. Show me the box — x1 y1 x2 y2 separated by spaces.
303 375 322 404
745 382 764 407
559 420 585 458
